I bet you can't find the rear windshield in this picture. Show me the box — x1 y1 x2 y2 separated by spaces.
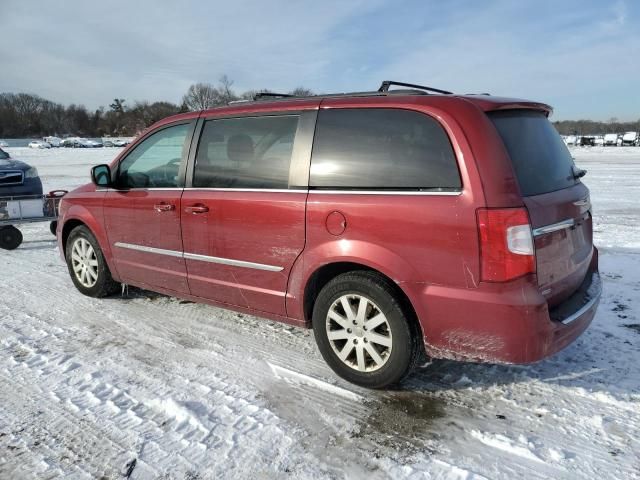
488 110 578 196
0 148 9 160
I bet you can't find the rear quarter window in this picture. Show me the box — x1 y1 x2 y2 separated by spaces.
488 110 578 196
310 108 461 190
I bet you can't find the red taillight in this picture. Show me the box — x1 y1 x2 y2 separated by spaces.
477 207 535 282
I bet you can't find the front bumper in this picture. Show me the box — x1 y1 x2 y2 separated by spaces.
0 178 43 197
416 248 601 364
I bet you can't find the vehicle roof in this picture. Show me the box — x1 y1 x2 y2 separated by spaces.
151 92 552 131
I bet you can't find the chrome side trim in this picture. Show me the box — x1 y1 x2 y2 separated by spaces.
114 242 283 272
184 188 307 193
561 275 602 325
114 242 183 258
107 188 185 192
308 190 462 196
532 218 575 237
183 252 283 272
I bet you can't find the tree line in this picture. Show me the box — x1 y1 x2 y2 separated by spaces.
0 76 312 139
553 118 640 136
1 76 638 138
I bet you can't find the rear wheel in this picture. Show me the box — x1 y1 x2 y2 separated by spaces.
312 271 419 389
50 221 57 236
0 226 23 250
65 225 119 297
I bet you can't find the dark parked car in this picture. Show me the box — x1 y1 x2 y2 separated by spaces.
57 81 601 389
0 148 43 197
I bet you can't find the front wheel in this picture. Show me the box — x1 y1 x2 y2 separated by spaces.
312 271 419 389
65 225 119 297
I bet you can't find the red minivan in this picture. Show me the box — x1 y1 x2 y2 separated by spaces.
57 81 601 388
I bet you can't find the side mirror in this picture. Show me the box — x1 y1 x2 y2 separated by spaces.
91 164 112 187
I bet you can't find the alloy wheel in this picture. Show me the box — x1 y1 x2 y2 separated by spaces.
326 294 392 372
71 237 99 288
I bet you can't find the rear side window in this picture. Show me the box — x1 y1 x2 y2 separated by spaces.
310 109 461 190
489 110 578 196
193 115 299 189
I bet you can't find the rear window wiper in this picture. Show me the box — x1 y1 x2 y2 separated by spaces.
572 165 587 179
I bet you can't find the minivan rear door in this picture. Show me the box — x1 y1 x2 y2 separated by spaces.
489 110 593 307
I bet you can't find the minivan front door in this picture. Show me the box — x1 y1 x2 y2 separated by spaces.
104 122 194 294
181 113 314 315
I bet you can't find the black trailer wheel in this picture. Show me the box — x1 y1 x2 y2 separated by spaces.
50 221 58 236
0 225 23 250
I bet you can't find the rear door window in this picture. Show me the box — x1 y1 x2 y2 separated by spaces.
193 115 299 189
488 110 578 196
309 108 461 191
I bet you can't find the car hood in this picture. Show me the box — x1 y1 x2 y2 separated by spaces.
0 158 30 171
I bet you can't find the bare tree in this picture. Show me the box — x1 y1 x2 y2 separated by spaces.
289 87 313 97
182 82 219 111
218 75 237 105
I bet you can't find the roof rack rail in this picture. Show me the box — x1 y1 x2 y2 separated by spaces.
253 92 294 101
378 80 453 95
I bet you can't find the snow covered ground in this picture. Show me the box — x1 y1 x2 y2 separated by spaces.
1 146 639 479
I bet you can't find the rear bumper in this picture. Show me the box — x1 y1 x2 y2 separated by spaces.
417 248 601 364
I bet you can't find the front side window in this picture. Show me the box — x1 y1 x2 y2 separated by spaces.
310 108 461 190
117 123 190 188
193 115 299 189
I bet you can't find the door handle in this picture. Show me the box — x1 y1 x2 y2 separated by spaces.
154 203 175 212
185 204 209 214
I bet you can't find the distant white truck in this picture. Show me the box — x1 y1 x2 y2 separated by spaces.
621 131 639 146
604 133 619 146
565 135 578 146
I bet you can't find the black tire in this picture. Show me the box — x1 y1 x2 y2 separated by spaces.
50 221 58 236
0 226 23 250
65 225 119 297
312 271 420 389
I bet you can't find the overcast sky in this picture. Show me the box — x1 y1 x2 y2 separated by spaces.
1 0 638 120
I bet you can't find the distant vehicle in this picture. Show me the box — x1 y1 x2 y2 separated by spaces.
0 140 8 148
0 147 43 197
61 138 80 148
28 140 51 149
61 137 95 148
622 131 639 146
103 138 130 147
579 136 596 147
565 135 578 146
603 133 619 146
85 140 103 148
594 136 604 146
43 136 62 147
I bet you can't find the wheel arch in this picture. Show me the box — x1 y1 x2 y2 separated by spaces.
302 261 424 341
60 206 120 281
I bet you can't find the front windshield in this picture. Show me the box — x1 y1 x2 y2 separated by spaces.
0 148 10 160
